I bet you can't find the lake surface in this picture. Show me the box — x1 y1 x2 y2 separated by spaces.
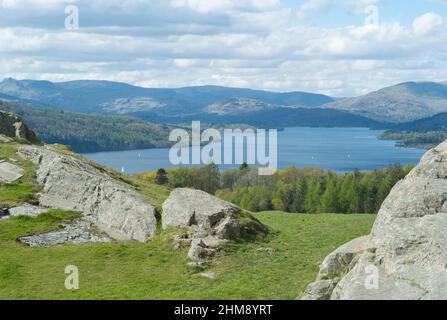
82 127 427 175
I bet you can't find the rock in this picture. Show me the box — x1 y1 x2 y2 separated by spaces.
0 160 24 183
317 236 370 281
20 219 112 247
162 188 240 230
0 110 40 143
0 134 13 143
18 145 158 243
256 247 276 255
0 207 10 219
187 261 207 269
8 204 48 218
162 188 268 261
300 236 370 300
173 233 192 250
301 279 340 300
187 239 220 260
199 272 217 280
214 216 242 240
302 140 447 300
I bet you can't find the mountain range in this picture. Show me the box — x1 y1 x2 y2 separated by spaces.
1 78 447 127
325 81 447 123
2 77 447 152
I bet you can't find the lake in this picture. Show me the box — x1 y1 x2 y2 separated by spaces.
82 127 427 175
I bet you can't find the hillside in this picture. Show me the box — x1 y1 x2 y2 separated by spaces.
5 78 447 128
379 112 447 149
323 81 447 123
394 112 447 131
0 114 375 299
0 101 172 153
135 107 384 128
0 209 375 299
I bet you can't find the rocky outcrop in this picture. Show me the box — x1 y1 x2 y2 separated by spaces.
162 188 268 261
17 145 158 243
0 160 24 183
302 140 447 300
0 204 49 220
20 219 112 247
0 110 39 143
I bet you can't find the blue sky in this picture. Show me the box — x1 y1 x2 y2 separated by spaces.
0 0 446 96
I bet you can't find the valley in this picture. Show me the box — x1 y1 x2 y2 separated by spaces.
1 78 447 155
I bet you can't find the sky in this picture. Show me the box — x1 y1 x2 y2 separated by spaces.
0 0 447 96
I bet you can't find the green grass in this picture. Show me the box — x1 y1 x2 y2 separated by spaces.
0 211 375 300
0 144 41 207
0 142 375 300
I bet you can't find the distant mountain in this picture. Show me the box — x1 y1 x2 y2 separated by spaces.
5 78 447 127
393 112 447 131
135 107 384 129
323 81 447 123
205 97 292 116
0 78 335 116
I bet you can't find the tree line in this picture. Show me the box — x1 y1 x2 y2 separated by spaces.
143 163 414 214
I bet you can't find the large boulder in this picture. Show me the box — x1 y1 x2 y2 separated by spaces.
302 140 447 300
163 188 241 230
18 145 157 243
0 110 39 143
0 160 24 183
162 188 268 260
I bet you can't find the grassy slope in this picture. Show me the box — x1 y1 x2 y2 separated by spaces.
0 211 375 300
0 142 375 300
0 143 41 207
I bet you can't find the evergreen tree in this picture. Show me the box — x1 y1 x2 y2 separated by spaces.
155 168 169 185
319 178 339 213
304 179 321 214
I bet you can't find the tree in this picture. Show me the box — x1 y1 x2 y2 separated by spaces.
304 179 321 214
319 178 339 213
222 168 241 190
201 163 221 194
155 168 169 185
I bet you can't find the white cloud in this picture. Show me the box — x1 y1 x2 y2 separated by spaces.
413 12 445 35
169 0 280 13
0 0 446 96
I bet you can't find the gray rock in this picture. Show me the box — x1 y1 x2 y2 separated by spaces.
0 134 13 143
214 216 242 240
18 145 157 243
9 204 48 218
199 272 217 280
0 110 40 143
162 188 268 261
301 279 340 300
187 238 223 261
20 219 112 247
256 247 277 255
0 160 24 183
317 236 370 281
302 140 447 300
162 188 240 230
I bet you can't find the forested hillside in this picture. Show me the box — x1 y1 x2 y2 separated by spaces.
140 163 414 214
0 101 172 152
380 130 447 149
